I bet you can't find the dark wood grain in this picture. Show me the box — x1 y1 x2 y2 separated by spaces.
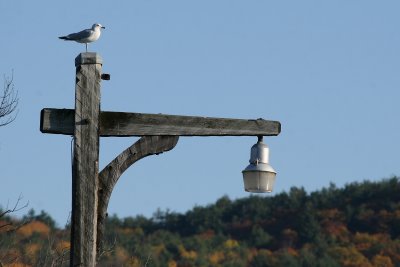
70 53 102 267
41 109 281 137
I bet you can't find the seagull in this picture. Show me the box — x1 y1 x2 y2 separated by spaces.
59 23 105 52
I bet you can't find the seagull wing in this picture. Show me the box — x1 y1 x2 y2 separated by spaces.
59 29 93 41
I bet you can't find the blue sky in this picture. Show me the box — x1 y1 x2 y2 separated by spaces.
1 1 399 226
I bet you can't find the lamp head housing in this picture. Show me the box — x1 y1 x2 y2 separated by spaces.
242 137 276 193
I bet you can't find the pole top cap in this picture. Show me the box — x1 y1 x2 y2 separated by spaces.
75 52 103 66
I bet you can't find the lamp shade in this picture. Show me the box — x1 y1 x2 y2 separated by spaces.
242 138 276 193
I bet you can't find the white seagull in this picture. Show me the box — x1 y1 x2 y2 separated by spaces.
59 23 105 52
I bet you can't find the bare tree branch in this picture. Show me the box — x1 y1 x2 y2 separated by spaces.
97 237 116 260
0 194 29 232
0 71 19 127
144 254 152 267
0 194 29 218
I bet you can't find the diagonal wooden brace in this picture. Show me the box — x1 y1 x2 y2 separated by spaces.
96 135 179 257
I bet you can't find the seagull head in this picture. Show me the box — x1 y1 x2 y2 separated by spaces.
92 23 105 30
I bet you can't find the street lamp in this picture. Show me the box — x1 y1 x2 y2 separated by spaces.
242 136 276 193
40 52 282 266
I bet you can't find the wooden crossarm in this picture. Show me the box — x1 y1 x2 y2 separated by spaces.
40 108 281 137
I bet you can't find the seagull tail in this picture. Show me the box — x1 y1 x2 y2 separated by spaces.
58 36 70 40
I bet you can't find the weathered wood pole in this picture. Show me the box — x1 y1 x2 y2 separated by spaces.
71 53 102 266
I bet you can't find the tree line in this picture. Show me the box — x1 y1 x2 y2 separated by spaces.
1 177 399 266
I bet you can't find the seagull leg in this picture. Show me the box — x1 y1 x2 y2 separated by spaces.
85 43 88 52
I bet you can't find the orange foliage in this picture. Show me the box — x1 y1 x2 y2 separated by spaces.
330 246 373 267
319 208 343 219
320 209 349 240
287 247 299 257
127 256 141 267
224 239 239 249
281 228 298 247
257 249 273 257
117 227 135 235
225 250 240 261
178 245 197 260
254 249 277 266
1 248 21 265
168 260 177 267
115 246 130 263
5 263 32 267
24 243 41 262
198 229 215 240
16 221 50 238
354 232 375 251
231 219 253 230
378 210 392 220
353 232 390 253
151 244 166 256
371 254 394 267
0 220 14 233
326 223 349 239
54 240 70 253
247 248 258 261
209 251 225 264
394 209 400 219
377 210 394 231
381 241 400 264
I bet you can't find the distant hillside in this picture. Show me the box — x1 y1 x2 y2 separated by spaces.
1 177 400 266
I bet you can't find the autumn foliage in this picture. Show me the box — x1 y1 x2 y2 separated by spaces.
1 177 400 266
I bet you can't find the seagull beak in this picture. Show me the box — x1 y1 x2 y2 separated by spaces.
101 26 105 29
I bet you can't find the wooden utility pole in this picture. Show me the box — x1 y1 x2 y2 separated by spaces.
70 53 102 266
40 53 281 266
